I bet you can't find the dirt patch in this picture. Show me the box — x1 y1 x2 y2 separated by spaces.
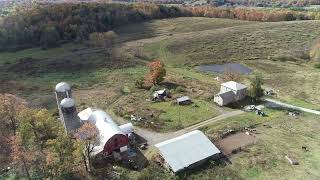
217 132 257 155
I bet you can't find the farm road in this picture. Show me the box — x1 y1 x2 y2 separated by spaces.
265 98 320 115
133 110 244 145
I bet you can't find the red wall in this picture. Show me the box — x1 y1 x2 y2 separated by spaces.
103 134 129 154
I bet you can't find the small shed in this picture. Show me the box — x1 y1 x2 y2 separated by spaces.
153 89 168 100
176 96 191 105
155 130 221 174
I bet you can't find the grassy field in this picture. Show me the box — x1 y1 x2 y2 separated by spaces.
118 18 320 108
1 16 320 179
150 100 220 131
1 17 320 128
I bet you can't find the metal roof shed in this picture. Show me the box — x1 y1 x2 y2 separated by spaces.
176 96 191 105
155 130 221 173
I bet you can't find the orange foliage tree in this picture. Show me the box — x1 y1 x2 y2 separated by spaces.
144 60 166 88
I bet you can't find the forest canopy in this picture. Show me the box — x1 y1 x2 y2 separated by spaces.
0 2 319 51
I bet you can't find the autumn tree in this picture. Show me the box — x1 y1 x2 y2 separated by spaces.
74 122 100 172
0 93 27 137
45 131 79 178
144 60 166 88
249 75 264 102
11 136 33 180
89 31 117 55
12 108 60 178
12 107 84 179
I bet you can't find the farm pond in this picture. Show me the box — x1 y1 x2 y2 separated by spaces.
197 63 252 75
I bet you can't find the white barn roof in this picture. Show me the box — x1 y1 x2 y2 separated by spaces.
155 130 220 173
221 81 247 91
78 108 125 155
77 107 94 121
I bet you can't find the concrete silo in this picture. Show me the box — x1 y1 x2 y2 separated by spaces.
55 82 81 134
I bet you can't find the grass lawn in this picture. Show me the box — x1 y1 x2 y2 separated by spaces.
201 108 283 140
280 97 320 111
151 100 220 131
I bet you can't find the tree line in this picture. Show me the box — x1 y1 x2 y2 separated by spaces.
0 2 319 51
0 3 189 50
211 0 320 7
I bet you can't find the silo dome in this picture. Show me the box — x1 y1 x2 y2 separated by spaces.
60 98 75 108
55 82 71 92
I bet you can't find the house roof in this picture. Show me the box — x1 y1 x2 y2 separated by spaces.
216 91 236 102
155 130 221 173
221 81 247 91
176 96 190 103
78 108 125 155
55 82 71 92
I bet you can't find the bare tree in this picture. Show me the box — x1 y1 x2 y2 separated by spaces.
75 122 101 172
221 67 241 82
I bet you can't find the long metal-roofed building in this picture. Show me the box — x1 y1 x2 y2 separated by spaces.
78 107 132 156
155 130 221 174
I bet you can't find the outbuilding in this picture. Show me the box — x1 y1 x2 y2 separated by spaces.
176 96 191 105
153 89 168 100
155 130 221 174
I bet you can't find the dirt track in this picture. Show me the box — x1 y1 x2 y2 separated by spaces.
132 110 244 145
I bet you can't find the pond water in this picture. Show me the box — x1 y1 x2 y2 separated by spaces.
197 63 252 75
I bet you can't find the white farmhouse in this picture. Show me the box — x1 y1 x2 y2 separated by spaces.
214 81 247 106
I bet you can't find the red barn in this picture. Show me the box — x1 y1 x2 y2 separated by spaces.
78 108 130 155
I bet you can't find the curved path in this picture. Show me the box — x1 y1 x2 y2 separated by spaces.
133 110 244 145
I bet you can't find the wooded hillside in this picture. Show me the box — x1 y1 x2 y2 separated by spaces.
1 2 319 51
